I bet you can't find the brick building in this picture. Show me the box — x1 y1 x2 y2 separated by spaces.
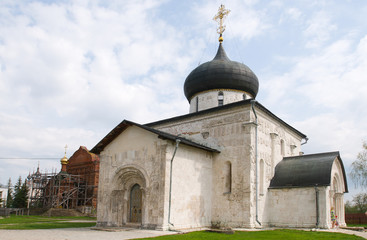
67 146 100 208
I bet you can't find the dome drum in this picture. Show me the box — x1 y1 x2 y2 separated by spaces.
189 89 251 113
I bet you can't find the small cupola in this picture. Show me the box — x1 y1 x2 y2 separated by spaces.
60 145 68 173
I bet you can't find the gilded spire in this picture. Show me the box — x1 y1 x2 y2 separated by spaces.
213 4 230 43
60 144 68 165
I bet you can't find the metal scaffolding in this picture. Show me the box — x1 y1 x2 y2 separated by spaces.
27 170 96 209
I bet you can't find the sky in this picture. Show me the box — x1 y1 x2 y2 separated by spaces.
0 0 366 201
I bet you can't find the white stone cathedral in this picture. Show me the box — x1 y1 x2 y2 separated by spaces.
93 6 348 230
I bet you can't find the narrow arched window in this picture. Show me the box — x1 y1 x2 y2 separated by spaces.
243 94 247 100
195 96 199 112
281 139 285 156
218 91 224 106
224 161 232 193
260 159 265 195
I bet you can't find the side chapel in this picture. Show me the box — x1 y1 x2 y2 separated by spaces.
92 5 348 230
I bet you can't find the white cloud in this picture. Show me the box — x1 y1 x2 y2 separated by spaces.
0 0 195 183
261 32 367 180
262 33 367 110
287 8 302 21
296 114 363 159
0 0 192 121
303 11 337 48
278 7 302 25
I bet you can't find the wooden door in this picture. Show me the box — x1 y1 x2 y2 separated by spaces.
130 184 142 222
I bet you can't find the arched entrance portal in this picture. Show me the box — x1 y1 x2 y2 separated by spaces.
332 176 342 218
130 184 142 223
111 166 148 226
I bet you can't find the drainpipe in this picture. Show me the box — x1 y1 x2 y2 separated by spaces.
251 100 261 226
168 138 181 228
301 137 309 145
315 185 319 228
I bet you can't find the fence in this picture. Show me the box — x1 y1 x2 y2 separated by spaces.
0 208 25 217
345 213 367 224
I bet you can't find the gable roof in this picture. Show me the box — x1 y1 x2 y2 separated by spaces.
146 100 307 139
68 146 99 165
90 120 220 154
269 151 348 192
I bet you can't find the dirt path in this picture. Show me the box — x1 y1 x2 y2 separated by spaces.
1 227 366 240
0 228 176 240
327 228 367 239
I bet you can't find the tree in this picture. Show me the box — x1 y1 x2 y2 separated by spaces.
350 142 367 188
353 193 367 213
6 178 13 208
20 180 29 208
12 176 29 208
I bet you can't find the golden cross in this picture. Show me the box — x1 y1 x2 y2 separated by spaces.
64 144 68 156
213 4 230 42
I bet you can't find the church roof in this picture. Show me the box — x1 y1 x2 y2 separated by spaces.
146 99 307 139
68 146 100 164
183 43 259 101
90 120 220 154
269 151 348 192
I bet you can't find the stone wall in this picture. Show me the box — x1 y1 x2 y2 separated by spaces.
96 126 167 229
267 187 324 228
152 105 254 228
254 106 304 226
189 90 252 113
96 125 216 230
165 143 213 230
151 103 305 228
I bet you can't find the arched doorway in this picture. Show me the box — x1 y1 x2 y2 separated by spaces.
130 184 142 223
332 176 342 218
111 166 148 226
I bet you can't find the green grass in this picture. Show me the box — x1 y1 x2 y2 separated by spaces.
0 221 96 229
0 215 96 229
39 215 96 220
0 216 364 239
135 230 364 240
347 224 367 228
0 215 61 224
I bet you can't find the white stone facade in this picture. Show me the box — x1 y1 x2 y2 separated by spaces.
151 102 306 228
189 89 253 113
95 101 347 230
96 125 214 230
0 187 8 207
267 187 327 228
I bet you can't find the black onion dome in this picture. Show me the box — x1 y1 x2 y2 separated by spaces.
184 43 259 101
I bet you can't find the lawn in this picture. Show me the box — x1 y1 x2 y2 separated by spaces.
0 215 96 229
135 230 364 240
0 216 364 239
347 224 367 228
